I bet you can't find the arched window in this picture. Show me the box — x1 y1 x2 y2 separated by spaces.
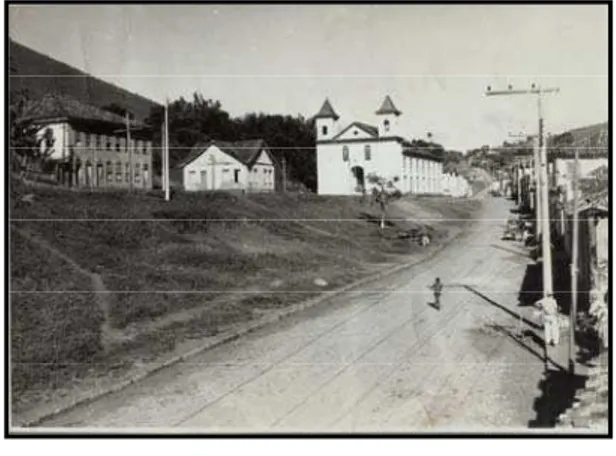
322 125 328 136
364 145 371 161
383 119 390 132
342 146 349 162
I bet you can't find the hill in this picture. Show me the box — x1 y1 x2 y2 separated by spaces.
9 39 160 121
10 183 482 415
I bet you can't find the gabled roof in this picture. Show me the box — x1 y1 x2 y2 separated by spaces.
314 99 339 120
375 95 402 116
175 139 271 169
332 121 378 140
17 93 146 129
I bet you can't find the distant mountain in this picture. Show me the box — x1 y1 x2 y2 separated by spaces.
9 39 160 121
549 122 608 158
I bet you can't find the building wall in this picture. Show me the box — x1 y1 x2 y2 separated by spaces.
182 145 275 192
71 125 153 190
316 139 403 195
554 158 609 199
43 122 153 190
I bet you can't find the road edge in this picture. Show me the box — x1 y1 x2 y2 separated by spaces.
13 209 481 428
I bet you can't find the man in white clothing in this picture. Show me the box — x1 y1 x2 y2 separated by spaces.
535 293 560 346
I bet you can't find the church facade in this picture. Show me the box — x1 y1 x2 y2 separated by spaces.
314 96 445 196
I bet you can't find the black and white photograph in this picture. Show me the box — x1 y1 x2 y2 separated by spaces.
3 2 610 437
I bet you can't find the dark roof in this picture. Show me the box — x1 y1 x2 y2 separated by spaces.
332 121 378 140
18 93 146 129
375 95 402 116
314 99 339 120
175 139 271 169
565 187 608 215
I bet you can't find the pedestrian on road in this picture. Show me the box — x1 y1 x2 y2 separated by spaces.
535 293 560 346
430 277 444 309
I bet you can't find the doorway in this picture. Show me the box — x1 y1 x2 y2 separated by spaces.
200 170 208 190
351 166 365 191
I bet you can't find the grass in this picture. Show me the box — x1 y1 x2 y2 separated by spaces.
10 179 483 409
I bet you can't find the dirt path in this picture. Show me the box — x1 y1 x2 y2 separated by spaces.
10 226 125 351
32 196 563 432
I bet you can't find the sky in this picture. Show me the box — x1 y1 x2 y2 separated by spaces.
8 4 609 151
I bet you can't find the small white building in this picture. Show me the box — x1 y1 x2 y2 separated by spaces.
171 139 276 192
314 96 445 195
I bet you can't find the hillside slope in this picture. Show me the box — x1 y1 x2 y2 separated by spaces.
10 184 482 410
9 39 160 121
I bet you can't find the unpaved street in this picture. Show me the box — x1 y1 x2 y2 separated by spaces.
39 196 554 432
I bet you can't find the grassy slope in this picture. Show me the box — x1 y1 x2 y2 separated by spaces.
11 182 482 407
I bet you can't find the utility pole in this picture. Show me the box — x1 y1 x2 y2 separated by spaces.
486 83 559 297
282 156 287 193
569 143 580 375
126 112 133 194
164 99 170 201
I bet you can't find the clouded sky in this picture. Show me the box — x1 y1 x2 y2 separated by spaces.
9 4 608 151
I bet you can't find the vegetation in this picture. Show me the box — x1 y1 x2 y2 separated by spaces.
9 89 57 181
10 185 481 408
366 173 402 231
145 93 316 191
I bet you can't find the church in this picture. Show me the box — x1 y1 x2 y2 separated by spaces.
314 96 445 196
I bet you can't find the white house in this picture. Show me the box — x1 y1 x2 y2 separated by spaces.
314 96 445 195
171 139 276 192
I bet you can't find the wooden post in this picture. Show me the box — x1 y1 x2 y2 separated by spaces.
126 113 133 194
282 156 287 193
164 100 170 201
569 146 579 375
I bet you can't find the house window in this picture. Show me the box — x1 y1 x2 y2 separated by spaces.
234 169 240 183
384 119 390 132
142 141 147 155
125 163 130 182
115 137 121 152
322 126 328 136
143 164 149 186
134 163 141 183
342 146 349 162
84 133 91 147
106 161 113 182
95 134 101 150
364 145 371 161
253 168 258 173
223 168 229 173
106 137 112 151
115 161 122 182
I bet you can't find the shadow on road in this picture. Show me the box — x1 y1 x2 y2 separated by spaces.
528 369 587 428
489 243 530 258
517 263 543 308
462 284 542 331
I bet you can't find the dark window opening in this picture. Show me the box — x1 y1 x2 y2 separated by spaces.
234 169 240 183
322 126 328 136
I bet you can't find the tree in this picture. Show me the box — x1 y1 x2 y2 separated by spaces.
366 173 402 232
9 89 55 180
145 93 317 191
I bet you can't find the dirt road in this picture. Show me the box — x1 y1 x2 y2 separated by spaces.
37 196 556 432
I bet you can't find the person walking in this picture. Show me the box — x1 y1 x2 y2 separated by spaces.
430 277 444 309
535 293 560 346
